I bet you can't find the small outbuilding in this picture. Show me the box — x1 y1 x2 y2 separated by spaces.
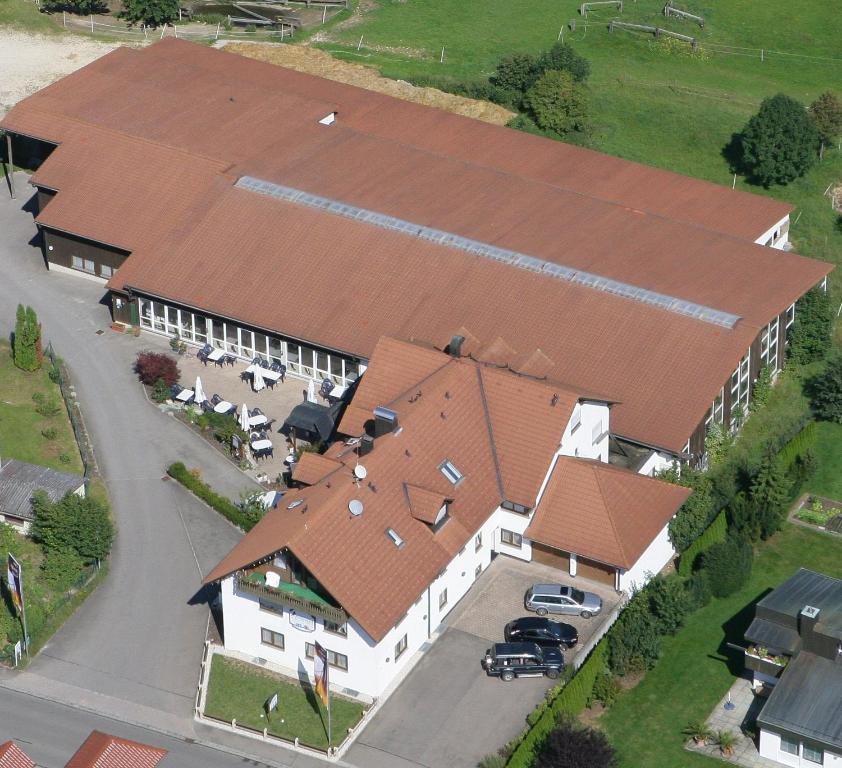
0 458 85 533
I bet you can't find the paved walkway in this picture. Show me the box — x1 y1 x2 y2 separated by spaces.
0 176 329 766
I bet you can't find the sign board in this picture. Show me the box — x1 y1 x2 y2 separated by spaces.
6 553 23 615
265 691 279 713
288 609 315 633
13 641 22 666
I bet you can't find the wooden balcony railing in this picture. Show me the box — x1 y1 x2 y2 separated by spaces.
235 575 348 626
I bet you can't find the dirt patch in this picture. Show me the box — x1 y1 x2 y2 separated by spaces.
221 41 515 125
0 30 120 116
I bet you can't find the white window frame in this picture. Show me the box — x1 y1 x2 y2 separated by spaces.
439 459 463 485
730 349 751 429
500 529 523 548
395 634 408 660
780 736 799 756
802 744 823 764
260 627 284 649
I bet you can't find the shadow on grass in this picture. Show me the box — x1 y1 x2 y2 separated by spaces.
718 588 773 676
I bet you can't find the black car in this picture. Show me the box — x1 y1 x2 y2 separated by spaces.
482 642 565 681
504 616 579 649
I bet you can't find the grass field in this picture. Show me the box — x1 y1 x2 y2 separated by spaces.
0 0 61 33
204 655 367 749
599 522 842 768
805 420 842 501
318 0 842 287
0 342 83 475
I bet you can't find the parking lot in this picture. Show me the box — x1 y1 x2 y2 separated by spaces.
347 554 623 768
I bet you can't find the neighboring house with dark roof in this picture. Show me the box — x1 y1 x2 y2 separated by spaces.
0 39 832 469
205 337 689 698
744 569 842 766
0 458 85 533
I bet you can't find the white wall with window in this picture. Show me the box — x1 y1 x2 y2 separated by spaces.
755 216 790 250
760 316 781 374
136 296 362 386
730 349 751 430
759 728 838 767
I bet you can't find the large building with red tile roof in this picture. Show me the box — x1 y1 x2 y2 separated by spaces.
206 337 689 697
0 38 831 462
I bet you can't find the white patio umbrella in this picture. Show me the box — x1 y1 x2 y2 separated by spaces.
239 403 250 433
194 376 206 406
252 365 266 393
306 378 317 403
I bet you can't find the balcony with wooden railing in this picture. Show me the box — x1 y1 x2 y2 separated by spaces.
235 571 348 626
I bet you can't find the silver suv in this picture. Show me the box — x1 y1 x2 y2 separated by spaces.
525 583 603 619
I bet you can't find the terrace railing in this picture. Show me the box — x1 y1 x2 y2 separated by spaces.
235 575 348 625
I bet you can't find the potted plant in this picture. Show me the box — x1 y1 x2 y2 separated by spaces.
683 721 713 746
716 729 737 757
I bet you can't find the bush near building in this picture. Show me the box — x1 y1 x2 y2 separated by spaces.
807 354 842 424
133 351 179 387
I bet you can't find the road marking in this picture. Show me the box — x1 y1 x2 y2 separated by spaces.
174 496 203 577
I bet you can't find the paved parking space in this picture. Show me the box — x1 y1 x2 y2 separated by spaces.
446 555 622 665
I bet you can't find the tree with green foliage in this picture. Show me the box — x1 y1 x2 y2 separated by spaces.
119 0 178 27
668 471 716 552
490 53 539 98
807 354 842 423
788 286 833 365
538 42 591 83
809 91 842 155
536 717 617 768
750 366 773 413
151 378 170 403
41 546 84 591
700 538 752 597
645 574 691 635
740 94 818 186
749 453 791 539
31 491 114 563
607 597 661 676
524 70 588 137
13 303 41 372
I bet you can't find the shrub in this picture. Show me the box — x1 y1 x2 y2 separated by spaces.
196 411 247 445
729 453 791 540
678 510 727 577
607 598 661 676
687 569 712 609
237 491 267 529
750 366 773 413
48 365 61 384
58 453 72 464
167 463 256 531
807 354 842 423
787 286 833 365
35 397 61 418
537 42 591 83
31 490 114 563
809 91 842 151
589 671 621 708
668 470 716 552
645 574 691 635
700 538 752 598
13 303 41 372
41 427 58 440
490 52 540 96
524 70 588 136
151 378 171 403
31 391 44 403
535 717 617 768
740 93 818 186
134 351 179 387
119 0 178 26
41 546 84 591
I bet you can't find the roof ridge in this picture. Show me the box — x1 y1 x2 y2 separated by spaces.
476 366 506 502
590 461 630 568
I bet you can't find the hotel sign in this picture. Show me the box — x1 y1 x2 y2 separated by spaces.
288 609 315 633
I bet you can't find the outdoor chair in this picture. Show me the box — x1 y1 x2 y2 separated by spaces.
264 418 276 431
270 362 282 373
224 355 236 367
170 384 183 399
211 393 222 406
265 378 276 391
240 371 251 383
200 343 212 355
201 400 214 414
251 407 264 416
319 379 334 399
197 351 208 366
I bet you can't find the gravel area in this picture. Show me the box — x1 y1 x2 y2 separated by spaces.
0 30 119 116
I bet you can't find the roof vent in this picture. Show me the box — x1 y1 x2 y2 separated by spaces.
386 527 405 548
287 499 305 510
801 605 821 619
373 406 398 438
348 499 364 517
448 335 465 358
318 111 337 126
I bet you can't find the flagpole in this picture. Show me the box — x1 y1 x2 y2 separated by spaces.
21 596 29 656
327 682 332 750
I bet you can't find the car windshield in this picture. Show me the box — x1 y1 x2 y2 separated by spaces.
572 589 586 604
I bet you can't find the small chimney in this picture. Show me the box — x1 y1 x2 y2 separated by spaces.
799 605 820 643
448 335 465 358
373 406 398 438
358 435 375 457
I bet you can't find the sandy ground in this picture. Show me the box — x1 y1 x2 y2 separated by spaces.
0 30 118 115
222 41 515 125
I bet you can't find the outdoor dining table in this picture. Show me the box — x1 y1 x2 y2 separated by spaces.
207 348 225 362
214 400 235 414
248 414 268 428
329 383 348 399
251 439 273 451
175 389 194 403
245 365 282 382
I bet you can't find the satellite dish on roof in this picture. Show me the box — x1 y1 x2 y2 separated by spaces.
354 464 367 480
348 499 364 517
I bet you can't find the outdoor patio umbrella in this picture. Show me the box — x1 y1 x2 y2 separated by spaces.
239 403 250 433
252 365 266 393
194 376 206 406
306 378 317 403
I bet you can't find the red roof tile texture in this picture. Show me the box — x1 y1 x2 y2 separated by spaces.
291 452 344 486
0 742 35 768
526 457 691 569
64 732 167 768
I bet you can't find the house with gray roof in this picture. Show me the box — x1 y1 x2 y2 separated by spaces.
744 568 842 767
0 458 85 533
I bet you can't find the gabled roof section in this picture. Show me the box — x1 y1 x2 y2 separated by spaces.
526 457 690 569
404 483 449 524
291 452 344 486
0 459 84 521
0 742 35 768
65 731 167 768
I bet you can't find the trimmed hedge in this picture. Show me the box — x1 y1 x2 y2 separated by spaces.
506 640 608 768
677 510 727 577
778 420 816 469
167 462 255 531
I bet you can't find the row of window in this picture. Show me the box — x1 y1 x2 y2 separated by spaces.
258 599 348 636
760 316 780 373
259 628 350 670
501 528 523 548
780 735 822 763
70 255 115 278
137 298 361 385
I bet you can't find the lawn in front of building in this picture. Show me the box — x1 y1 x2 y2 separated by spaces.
204 655 367 749
599 522 842 768
0 341 83 475
805 421 842 502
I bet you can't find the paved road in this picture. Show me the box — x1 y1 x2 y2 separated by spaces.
0 177 257 728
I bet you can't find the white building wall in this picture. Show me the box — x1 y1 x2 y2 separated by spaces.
618 522 674 594
759 728 841 768
637 451 677 477
558 401 610 462
755 215 790 250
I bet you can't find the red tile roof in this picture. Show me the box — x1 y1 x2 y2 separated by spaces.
0 742 35 768
64 732 166 768
291 452 343 486
526 457 691 569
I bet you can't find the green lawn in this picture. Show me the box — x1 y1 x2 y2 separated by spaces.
0 342 83 475
204 655 367 749
599 522 842 768
0 0 62 33
806 421 842 501
315 0 842 288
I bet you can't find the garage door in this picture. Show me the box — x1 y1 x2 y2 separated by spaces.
531 543 571 573
576 556 616 587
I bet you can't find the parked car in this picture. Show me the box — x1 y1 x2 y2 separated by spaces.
482 642 564 681
504 616 578 649
525 583 603 618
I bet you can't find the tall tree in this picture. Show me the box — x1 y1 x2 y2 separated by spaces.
787 286 833 365
749 453 791 539
13 303 39 372
524 69 588 136
807 354 842 424
119 0 178 27
809 91 842 156
537 42 591 83
536 718 617 768
741 94 818 186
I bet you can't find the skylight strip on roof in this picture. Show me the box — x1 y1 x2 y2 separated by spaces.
235 176 741 329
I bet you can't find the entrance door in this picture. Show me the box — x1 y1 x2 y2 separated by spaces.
576 556 616 586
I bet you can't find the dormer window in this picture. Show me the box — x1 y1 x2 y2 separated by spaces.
430 504 450 533
439 459 463 485
318 112 337 126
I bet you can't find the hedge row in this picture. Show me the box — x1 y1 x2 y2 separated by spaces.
677 510 727 577
167 462 255 531
778 420 816 470
506 639 608 768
